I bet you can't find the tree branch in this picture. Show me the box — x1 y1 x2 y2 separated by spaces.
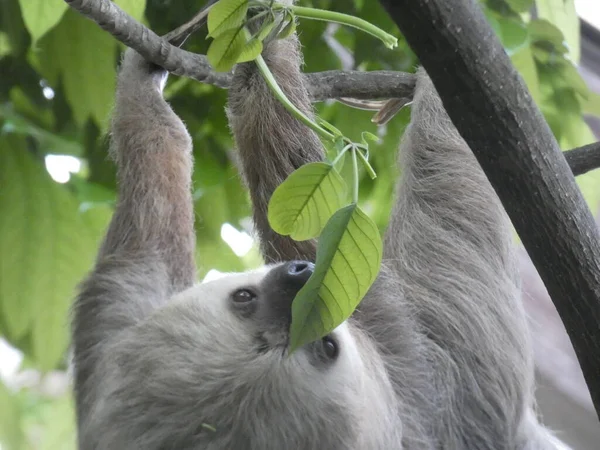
63 0 415 101
377 0 600 420
64 0 232 88
566 142 600 177
62 1 600 174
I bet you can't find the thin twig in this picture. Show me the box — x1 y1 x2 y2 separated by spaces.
62 0 416 101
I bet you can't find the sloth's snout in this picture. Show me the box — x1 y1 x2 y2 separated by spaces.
279 261 314 299
260 261 314 324
285 261 314 282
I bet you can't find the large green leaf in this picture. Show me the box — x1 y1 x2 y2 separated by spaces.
37 9 117 126
114 0 147 21
289 204 382 352
207 0 248 38
18 0 67 43
207 28 246 72
535 0 580 62
268 162 347 241
0 104 82 156
0 135 110 369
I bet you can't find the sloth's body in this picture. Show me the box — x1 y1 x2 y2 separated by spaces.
71 19 568 450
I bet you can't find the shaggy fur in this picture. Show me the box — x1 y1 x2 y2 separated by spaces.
71 9 570 450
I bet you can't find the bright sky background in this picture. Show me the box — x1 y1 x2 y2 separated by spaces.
1 0 600 393
576 0 600 29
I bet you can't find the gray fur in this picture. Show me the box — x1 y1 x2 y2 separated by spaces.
71 16 569 450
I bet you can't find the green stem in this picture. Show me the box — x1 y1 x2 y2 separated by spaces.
283 5 398 49
254 53 335 142
331 144 353 167
356 148 377 179
351 147 359 204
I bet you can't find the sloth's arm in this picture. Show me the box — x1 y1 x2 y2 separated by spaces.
376 69 530 420
227 34 323 264
384 68 517 302
72 50 195 425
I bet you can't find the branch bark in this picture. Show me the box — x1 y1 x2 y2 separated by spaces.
377 0 600 420
566 142 600 177
62 0 415 101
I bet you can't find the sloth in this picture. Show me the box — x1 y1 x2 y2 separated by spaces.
70 10 570 450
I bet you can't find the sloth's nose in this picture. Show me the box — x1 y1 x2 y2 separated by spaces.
261 261 314 321
281 260 314 294
286 261 314 281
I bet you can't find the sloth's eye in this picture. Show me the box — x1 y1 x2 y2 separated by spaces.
231 289 257 303
322 336 339 360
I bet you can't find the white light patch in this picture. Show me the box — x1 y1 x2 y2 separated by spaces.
203 269 226 283
220 223 254 257
576 0 600 30
45 154 81 183
42 86 55 100
0 338 23 382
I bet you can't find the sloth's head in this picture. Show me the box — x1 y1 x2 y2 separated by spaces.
101 261 400 449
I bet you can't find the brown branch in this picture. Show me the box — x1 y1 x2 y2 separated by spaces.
378 0 600 420
62 0 415 101
62 0 600 176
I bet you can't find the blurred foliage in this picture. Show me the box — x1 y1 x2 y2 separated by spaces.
0 0 598 448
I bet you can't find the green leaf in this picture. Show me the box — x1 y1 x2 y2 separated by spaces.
583 92 600 117
207 28 246 72
511 45 542 106
114 0 147 21
555 62 590 98
505 0 534 13
207 0 248 38
0 32 10 57
497 17 529 55
0 382 25 450
278 14 297 40
237 37 263 63
289 204 382 352
529 19 568 53
535 0 580 62
268 162 347 241
18 0 68 43
361 131 379 145
257 17 277 42
0 104 83 156
0 135 110 369
37 9 117 126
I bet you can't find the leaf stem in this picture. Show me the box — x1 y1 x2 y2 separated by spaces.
356 148 377 179
282 5 398 49
331 143 353 166
254 52 335 142
351 147 359 204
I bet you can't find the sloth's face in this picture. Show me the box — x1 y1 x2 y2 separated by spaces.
198 261 344 363
167 261 362 378
103 262 397 448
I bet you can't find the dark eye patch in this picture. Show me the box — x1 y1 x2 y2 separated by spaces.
229 288 259 317
231 288 256 303
322 336 339 359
